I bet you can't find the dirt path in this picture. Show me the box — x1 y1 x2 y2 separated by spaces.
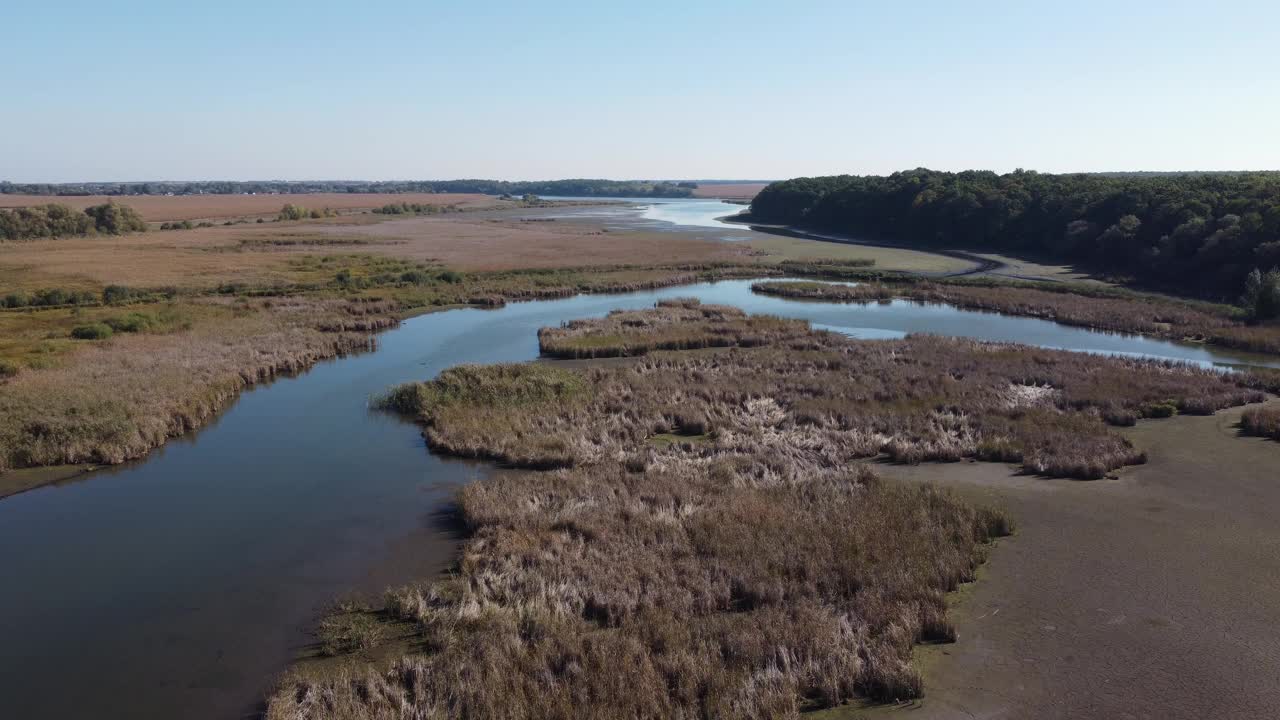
862 401 1280 719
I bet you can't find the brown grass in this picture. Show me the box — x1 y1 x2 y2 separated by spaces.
753 279 1280 355
408 304 1262 480
270 365 1012 718
0 213 756 292
0 296 395 473
267 302 1275 718
538 298 809 359
0 193 497 222
1240 405 1280 440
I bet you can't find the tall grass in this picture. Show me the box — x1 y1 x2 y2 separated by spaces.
415 302 1262 480
0 297 395 473
752 279 1280 355
267 302 1262 719
1240 406 1280 440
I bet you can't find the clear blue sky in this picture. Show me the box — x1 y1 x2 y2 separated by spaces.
5 0 1278 182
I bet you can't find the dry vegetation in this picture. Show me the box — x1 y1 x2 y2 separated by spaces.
405 300 1265 480
0 192 497 222
1240 405 1280 440
265 301 1270 719
0 296 394 474
752 279 1280 355
268 325 1015 718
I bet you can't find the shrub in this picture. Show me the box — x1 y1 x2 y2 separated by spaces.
70 323 114 340
104 313 154 333
278 204 310 221
0 359 19 379
2 292 30 308
84 202 147 234
1240 406 1280 440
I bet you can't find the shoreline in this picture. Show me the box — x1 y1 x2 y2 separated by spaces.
720 213 1008 278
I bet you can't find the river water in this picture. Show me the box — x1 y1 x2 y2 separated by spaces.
1 278 1275 719
540 196 749 233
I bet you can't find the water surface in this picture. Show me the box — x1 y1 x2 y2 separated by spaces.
1 279 1275 719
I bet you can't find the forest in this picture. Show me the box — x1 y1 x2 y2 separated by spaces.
0 179 695 198
749 170 1280 298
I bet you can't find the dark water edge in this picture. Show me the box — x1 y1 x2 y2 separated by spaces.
1 278 1276 720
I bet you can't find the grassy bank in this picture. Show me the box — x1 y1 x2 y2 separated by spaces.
0 261 777 487
0 296 394 476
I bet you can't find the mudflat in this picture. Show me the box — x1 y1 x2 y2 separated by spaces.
865 400 1280 719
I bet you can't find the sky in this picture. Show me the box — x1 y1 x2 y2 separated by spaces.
4 0 1279 182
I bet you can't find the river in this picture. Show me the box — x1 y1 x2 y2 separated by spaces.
0 278 1275 719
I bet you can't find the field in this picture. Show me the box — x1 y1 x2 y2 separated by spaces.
0 192 496 222
0 213 751 292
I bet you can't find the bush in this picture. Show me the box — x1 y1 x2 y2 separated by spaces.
1141 402 1178 419
1240 406 1280 440
278 204 309 221
104 312 154 333
2 292 30 308
2 287 98 309
0 359 19 379
84 202 147 234
70 323 114 340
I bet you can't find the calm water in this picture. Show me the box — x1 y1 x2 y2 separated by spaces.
540 197 749 233
1 279 1276 719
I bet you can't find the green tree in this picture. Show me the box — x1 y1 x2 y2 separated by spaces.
1242 268 1280 321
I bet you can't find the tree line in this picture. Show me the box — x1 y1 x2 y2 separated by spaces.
0 179 696 198
0 202 147 241
749 169 1280 301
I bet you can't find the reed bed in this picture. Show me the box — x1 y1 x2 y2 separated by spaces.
0 297 396 473
752 280 1280 355
1240 405 1280 440
268 303 1263 719
538 298 810 359
421 303 1259 481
